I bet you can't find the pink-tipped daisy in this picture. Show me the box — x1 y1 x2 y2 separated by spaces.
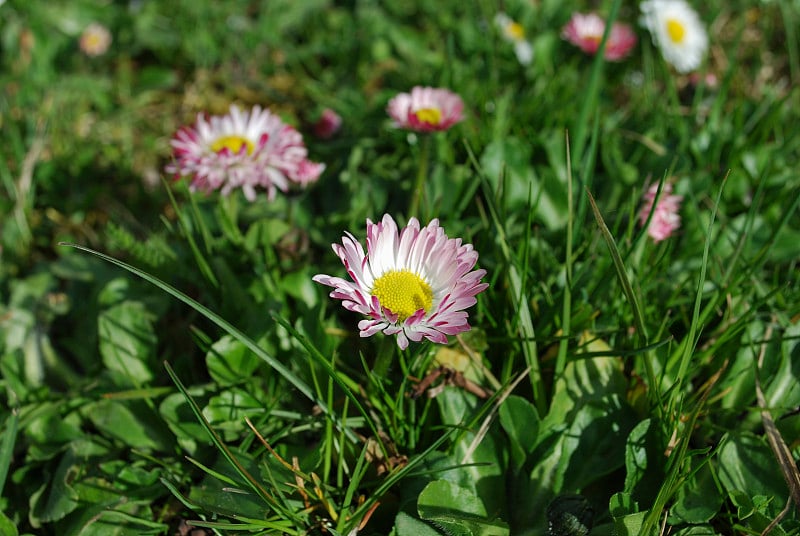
638 182 683 242
386 87 464 133
561 12 637 61
313 214 488 350
166 104 324 201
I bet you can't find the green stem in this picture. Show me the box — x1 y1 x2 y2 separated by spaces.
408 134 431 219
372 335 397 379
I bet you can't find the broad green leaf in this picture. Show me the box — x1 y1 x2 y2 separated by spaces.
202 388 264 426
159 391 211 454
206 335 261 386
395 511 443 536
29 450 80 525
623 419 664 505
82 400 171 451
434 389 507 517
499 395 539 472
558 396 637 492
0 511 17 536
97 301 157 385
417 480 509 536
613 511 647 536
717 432 789 514
670 464 723 524
542 355 627 435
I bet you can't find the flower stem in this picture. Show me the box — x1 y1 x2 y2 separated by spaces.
408 134 431 219
372 335 397 379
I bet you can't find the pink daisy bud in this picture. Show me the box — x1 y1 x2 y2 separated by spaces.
313 108 342 139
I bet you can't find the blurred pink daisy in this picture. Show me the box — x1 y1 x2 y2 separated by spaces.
166 104 324 201
638 182 683 242
313 214 488 350
79 22 112 57
387 87 464 133
561 12 637 61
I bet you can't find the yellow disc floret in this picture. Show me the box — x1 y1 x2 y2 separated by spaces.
505 21 525 41
665 19 686 44
371 269 433 322
414 108 442 126
211 135 255 155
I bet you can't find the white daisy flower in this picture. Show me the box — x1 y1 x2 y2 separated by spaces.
494 12 534 66
640 0 708 73
313 215 488 350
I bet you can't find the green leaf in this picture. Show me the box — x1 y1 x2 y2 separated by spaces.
395 511 443 536
0 411 19 498
202 388 264 426
417 480 509 536
0 511 18 536
670 464 723 524
542 355 627 433
97 301 157 385
717 433 789 517
82 400 171 451
206 335 261 386
612 511 647 536
29 449 81 525
499 395 539 472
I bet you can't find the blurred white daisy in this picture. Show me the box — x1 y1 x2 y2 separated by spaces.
313 215 488 350
166 105 324 201
494 12 534 65
640 0 708 73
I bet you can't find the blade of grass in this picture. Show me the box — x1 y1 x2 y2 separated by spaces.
0 409 19 499
587 190 661 416
163 361 279 509
465 141 545 415
270 312 375 446
670 172 728 400
555 132 574 377
162 179 219 287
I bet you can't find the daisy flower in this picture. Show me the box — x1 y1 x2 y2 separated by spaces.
313 214 488 350
638 182 683 242
386 87 464 133
494 12 534 65
561 12 637 61
79 22 112 57
166 104 324 201
640 0 708 73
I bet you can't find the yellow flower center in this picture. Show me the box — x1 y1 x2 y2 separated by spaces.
665 18 686 44
506 21 525 41
414 108 442 126
371 269 433 322
210 135 254 155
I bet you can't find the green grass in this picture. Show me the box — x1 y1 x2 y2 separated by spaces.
1 0 800 535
